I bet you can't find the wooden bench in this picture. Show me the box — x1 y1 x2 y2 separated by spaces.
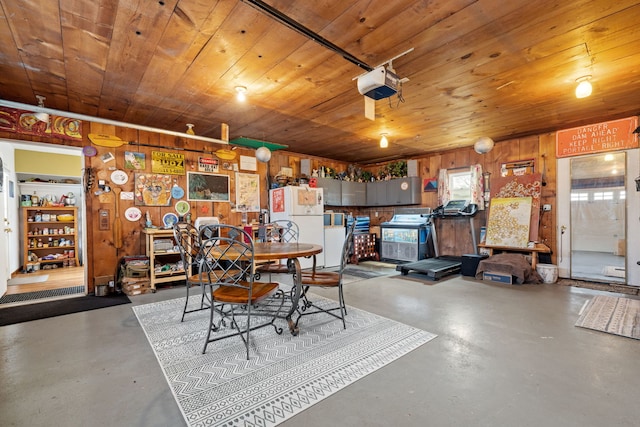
477 242 550 269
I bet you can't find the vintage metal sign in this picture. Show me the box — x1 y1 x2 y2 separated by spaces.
198 156 219 173
556 116 638 158
151 151 185 174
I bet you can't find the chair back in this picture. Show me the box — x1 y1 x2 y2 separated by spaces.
338 221 357 275
264 220 299 243
198 224 254 289
173 222 201 274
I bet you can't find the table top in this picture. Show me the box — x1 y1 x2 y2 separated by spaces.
253 242 323 260
477 242 551 253
142 227 174 236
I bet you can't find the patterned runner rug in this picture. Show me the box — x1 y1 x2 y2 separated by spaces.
133 296 436 427
575 295 640 340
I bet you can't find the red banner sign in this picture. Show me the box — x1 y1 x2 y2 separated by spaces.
556 116 638 158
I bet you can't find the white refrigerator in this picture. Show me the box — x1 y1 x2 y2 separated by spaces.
269 186 325 270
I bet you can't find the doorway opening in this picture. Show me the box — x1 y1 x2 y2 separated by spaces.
1 140 86 305
569 152 626 283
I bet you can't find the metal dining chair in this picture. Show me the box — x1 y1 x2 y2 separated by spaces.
173 222 210 322
294 221 356 329
200 224 285 359
254 220 299 280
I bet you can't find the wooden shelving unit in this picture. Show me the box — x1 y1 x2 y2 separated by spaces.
23 206 79 271
143 228 186 291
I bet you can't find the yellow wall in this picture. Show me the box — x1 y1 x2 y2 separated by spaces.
15 150 82 177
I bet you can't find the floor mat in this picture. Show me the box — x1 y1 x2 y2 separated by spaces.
0 293 131 326
342 266 389 279
0 285 84 305
575 295 640 340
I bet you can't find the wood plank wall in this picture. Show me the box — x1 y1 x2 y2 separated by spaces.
1 124 559 292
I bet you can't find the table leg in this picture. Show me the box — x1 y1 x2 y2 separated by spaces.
285 257 301 336
531 252 538 270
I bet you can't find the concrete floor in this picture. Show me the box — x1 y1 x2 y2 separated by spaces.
1 270 639 427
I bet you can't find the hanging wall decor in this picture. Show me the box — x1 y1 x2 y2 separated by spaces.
235 173 260 212
134 173 173 206
187 172 230 202
485 197 533 248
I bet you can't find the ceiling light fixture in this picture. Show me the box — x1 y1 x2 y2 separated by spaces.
34 95 50 123
380 133 389 148
185 123 195 135
575 75 592 98
474 136 494 154
235 86 247 102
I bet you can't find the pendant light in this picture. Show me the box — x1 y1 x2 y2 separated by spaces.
256 146 272 163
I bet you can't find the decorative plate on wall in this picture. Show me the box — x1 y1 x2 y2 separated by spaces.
82 146 97 157
124 207 142 222
171 185 185 199
175 200 190 216
163 212 179 228
110 169 129 185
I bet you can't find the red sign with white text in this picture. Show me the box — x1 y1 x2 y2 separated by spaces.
556 116 638 158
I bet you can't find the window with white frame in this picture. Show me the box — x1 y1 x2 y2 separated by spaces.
448 169 472 200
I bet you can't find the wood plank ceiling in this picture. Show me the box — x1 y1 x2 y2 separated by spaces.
1 0 639 164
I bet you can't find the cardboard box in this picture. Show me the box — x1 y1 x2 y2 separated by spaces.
482 271 514 284
125 264 149 278
122 279 153 296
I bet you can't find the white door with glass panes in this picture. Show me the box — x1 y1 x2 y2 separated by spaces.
557 150 640 286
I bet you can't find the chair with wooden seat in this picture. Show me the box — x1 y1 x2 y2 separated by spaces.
295 221 356 329
255 220 299 280
200 224 284 359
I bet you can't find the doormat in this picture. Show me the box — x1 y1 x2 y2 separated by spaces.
342 266 388 279
0 285 84 305
8 275 49 286
575 295 640 340
133 296 436 427
0 293 131 326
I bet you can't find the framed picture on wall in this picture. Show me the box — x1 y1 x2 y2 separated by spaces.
423 177 437 192
187 172 230 202
134 173 173 206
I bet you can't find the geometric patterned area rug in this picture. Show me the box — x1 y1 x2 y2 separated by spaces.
133 296 437 427
575 295 640 340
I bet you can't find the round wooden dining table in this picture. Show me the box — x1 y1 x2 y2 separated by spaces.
253 242 323 335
